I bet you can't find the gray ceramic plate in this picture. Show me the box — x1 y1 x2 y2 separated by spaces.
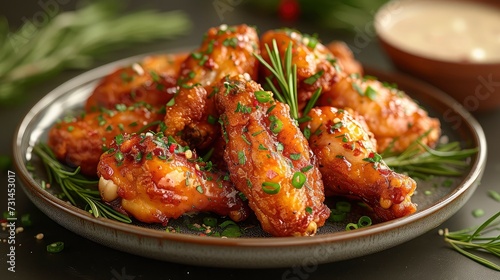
13 54 487 268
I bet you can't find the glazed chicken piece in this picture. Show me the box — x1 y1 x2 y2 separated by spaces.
161 85 215 150
48 103 164 177
301 106 417 221
259 29 343 110
85 53 187 112
215 75 330 237
163 24 259 149
318 75 441 153
97 133 249 224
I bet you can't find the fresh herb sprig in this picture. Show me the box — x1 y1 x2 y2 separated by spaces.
253 39 319 120
0 0 191 104
33 143 132 223
254 39 299 119
382 133 478 179
439 211 500 271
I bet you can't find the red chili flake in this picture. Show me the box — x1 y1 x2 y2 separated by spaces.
352 149 362 157
379 168 390 175
204 58 216 70
169 143 177 153
368 152 375 158
267 169 278 179
343 143 356 152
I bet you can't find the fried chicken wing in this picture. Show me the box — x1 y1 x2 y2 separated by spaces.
48 104 164 177
97 133 249 224
85 53 187 112
161 85 215 149
215 75 330 237
301 106 417 221
163 24 259 149
318 75 441 152
178 24 259 86
260 29 342 109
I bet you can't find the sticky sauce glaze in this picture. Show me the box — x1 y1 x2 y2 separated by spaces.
379 1 500 63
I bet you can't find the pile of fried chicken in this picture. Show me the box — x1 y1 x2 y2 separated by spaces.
48 25 440 237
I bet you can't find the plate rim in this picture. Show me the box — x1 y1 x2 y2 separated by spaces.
12 54 487 251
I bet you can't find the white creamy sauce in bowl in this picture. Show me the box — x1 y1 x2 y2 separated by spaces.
377 0 500 63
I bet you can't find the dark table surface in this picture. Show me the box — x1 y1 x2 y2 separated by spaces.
1 1 499 279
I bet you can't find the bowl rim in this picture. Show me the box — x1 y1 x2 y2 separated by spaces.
374 0 500 66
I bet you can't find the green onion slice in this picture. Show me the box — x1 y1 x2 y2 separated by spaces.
291 172 306 189
328 209 346 222
21 213 32 227
47 241 64 253
270 119 283 134
357 216 372 228
221 225 242 238
262 182 280 194
346 223 358 231
254 91 273 103
219 220 242 238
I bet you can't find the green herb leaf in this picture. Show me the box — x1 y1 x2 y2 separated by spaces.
0 1 191 105
488 190 500 202
32 143 132 223
439 211 500 271
46 241 64 253
253 40 300 119
382 131 478 179
304 70 324 85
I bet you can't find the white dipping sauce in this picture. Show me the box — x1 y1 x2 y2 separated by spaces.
378 1 500 62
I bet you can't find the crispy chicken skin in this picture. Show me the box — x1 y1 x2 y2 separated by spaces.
163 24 259 149
178 24 259 87
161 85 215 149
85 53 187 112
301 107 417 221
318 75 441 153
260 29 342 109
215 75 330 237
47 104 164 177
97 133 249 224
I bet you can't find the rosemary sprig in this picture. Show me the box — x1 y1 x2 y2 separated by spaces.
254 39 320 120
381 131 478 179
0 0 191 104
254 39 299 119
439 211 500 271
32 143 132 223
